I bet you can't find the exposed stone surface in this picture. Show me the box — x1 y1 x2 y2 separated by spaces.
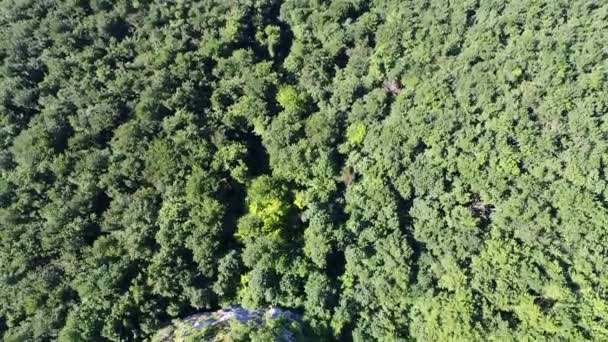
153 306 302 342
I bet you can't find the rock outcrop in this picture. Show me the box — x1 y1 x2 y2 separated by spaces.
153 307 303 341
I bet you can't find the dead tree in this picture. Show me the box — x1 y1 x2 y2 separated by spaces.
383 80 403 95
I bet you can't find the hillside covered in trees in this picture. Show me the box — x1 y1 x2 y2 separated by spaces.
1 0 607 341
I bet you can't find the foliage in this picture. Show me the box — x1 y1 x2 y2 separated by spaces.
1 0 608 341
345 122 366 146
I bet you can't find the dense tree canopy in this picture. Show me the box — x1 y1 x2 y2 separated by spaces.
1 0 607 341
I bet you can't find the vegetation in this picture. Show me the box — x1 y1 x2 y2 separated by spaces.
1 0 607 341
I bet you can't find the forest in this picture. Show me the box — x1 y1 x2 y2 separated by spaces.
1 0 608 341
